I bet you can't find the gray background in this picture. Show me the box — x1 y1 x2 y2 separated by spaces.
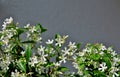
0 0 120 53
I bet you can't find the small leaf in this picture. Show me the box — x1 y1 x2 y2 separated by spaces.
36 24 47 33
102 57 111 68
93 70 106 76
16 28 26 35
57 67 69 72
78 63 85 70
55 34 60 39
22 40 36 43
45 62 54 68
0 33 2 38
90 54 100 61
25 44 32 62
76 43 82 49
17 61 26 73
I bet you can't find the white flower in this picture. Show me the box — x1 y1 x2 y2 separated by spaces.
113 57 120 66
110 67 119 77
5 17 13 24
7 33 13 38
63 35 69 39
2 23 7 30
78 51 85 56
83 48 90 53
55 38 63 47
29 26 36 33
38 45 45 52
98 62 107 72
78 70 83 76
36 37 42 42
101 45 106 51
62 47 70 56
72 62 78 69
55 35 68 47
26 32 31 38
2 39 9 45
40 55 47 64
68 42 76 49
108 47 113 51
11 69 20 77
24 23 30 28
111 51 117 57
46 39 54 44
21 51 25 56
59 55 67 63
2 17 13 30
54 62 61 66
100 51 104 55
29 56 38 66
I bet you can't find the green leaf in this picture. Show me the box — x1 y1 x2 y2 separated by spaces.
22 40 36 43
0 41 2 46
17 61 26 73
6 23 16 29
93 70 106 77
16 28 26 35
36 24 47 33
102 57 111 68
57 67 69 72
0 33 2 38
77 43 82 48
45 62 54 68
55 34 60 39
78 63 85 70
25 44 32 62
90 54 100 61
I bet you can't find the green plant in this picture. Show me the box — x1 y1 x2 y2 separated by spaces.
0 17 120 77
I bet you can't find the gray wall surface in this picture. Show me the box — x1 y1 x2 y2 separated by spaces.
0 0 120 53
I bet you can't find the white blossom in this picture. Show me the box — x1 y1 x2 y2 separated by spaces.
5 17 13 24
21 51 25 56
100 45 106 51
110 67 119 77
11 69 26 77
62 47 70 56
72 62 78 69
59 55 67 63
24 23 30 28
54 62 61 66
78 51 85 56
113 57 120 66
38 45 45 54
98 62 107 72
46 39 54 44
111 51 117 57
2 17 13 30
55 35 68 47
29 56 38 66
29 26 36 33
11 69 20 77
68 42 76 49
55 38 63 47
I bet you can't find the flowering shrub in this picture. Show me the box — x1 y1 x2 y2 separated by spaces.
0 17 120 77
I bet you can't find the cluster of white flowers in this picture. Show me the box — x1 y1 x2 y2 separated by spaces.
55 35 68 47
2 17 13 30
25 24 42 42
0 17 120 77
98 62 107 72
11 69 26 77
0 54 11 72
0 17 16 46
72 43 120 77
29 56 39 66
